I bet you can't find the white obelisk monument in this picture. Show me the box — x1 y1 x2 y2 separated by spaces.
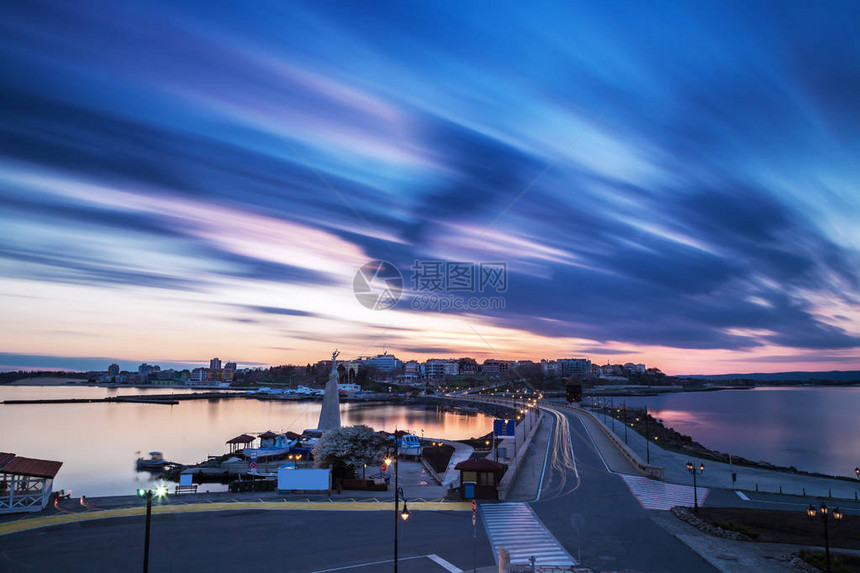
317 350 342 431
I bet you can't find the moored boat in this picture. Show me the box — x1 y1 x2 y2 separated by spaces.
136 451 166 471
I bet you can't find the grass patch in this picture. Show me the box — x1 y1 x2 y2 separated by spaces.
697 507 860 550
422 444 455 474
798 549 860 573
457 431 494 451
711 520 758 539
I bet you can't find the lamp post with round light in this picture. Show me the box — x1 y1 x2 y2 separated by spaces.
392 430 410 573
394 484 409 571
686 461 704 512
854 466 859 480
644 406 651 464
807 503 843 573
137 485 168 573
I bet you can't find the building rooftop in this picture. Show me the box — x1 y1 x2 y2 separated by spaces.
226 434 256 444
0 452 63 479
454 458 505 472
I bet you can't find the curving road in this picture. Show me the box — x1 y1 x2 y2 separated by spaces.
527 403 717 571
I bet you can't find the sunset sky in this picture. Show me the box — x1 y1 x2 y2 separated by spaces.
1 1 858 375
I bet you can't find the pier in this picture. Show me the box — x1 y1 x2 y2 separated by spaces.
1 392 242 405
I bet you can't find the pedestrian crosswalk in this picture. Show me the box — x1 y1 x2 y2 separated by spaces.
621 474 709 510
480 503 577 567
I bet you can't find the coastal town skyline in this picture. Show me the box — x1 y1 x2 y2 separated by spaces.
1 349 857 379
2 2 859 376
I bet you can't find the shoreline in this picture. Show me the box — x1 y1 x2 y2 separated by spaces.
4 382 857 484
592 403 860 483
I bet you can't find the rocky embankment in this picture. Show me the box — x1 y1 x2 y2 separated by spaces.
596 405 857 482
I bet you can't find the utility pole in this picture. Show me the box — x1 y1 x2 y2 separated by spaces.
393 427 401 572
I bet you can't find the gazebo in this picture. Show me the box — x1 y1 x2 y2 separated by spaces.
0 452 63 514
258 431 278 448
454 458 505 500
225 434 256 454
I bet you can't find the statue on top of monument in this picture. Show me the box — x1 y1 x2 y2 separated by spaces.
318 349 342 431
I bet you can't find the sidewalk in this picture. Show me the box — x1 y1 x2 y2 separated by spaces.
505 414 552 501
650 511 799 573
569 407 645 476
589 406 860 500
438 439 474 489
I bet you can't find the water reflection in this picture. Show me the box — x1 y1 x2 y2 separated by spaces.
0 387 493 496
620 387 860 476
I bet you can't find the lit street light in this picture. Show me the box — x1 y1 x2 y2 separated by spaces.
644 406 651 464
855 466 859 479
137 485 168 573
807 503 843 573
392 428 409 572
622 402 628 444
686 461 704 512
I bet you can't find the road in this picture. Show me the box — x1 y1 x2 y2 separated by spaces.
525 405 717 572
0 508 492 573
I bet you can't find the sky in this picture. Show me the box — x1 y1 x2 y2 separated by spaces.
1 1 859 375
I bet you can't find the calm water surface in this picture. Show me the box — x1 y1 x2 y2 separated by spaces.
0 386 493 496
612 386 860 478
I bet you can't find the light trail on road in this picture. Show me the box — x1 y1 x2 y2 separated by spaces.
537 407 581 502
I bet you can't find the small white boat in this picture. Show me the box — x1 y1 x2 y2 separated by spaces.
398 435 423 456
297 429 323 448
136 451 167 471
243 433 296 460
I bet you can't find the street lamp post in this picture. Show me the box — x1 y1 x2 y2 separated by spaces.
393 428 410 572
137 486 167 573
686 461 704 512
623 402 628 444
855 466 859 480
807 503 843 573
645 406 651 464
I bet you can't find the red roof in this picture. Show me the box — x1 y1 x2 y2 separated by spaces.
0 452 15 469
454 458 505 471
0 453 63 479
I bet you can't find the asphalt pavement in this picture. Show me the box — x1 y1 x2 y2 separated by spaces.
527 405 717 572
0 508 493 573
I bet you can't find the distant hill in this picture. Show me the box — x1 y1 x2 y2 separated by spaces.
681 370 860 382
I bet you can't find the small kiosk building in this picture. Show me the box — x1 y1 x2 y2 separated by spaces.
0 452 63 514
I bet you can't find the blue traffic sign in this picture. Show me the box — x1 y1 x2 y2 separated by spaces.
493 419 515 437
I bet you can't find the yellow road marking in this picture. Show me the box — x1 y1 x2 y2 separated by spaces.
0 501 471 536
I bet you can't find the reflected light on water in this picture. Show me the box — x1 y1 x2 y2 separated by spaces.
622 387 860 476
0 386 493 496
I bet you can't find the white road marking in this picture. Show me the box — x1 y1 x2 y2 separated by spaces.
481 503 577 566
735 491 750 501
622 474 709 511
312 556 422 572
572 410 611 472
535 412 555 501
427 554 463 572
